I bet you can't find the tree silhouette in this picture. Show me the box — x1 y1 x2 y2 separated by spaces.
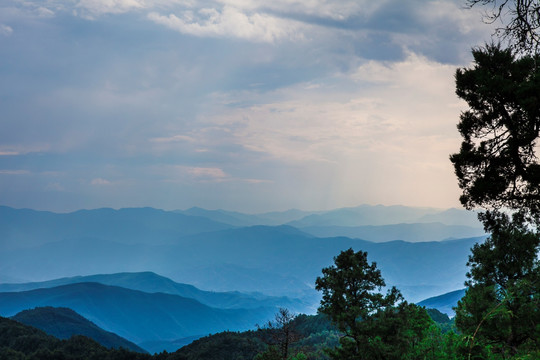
315 248 431 360
450 44 540 223
451 43 540 358
466 0 540 54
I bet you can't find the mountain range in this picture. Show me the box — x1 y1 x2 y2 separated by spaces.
0 282 278 353
0 270 467 353
11 306 146 353
176 205 481 228
301 222 485 243
417 288 467 316
0 271 307 312
0 205 483 302
0 203 482 354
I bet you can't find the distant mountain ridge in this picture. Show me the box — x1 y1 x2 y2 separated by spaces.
0 205 234 250
0 204 485 304
0 272 307 312
0 282 278 353
286 205 480 227
302 222 485 243
177 204 481 228
176 207 319 226
417 288 467 316
0 222 484 303
11 306 146 353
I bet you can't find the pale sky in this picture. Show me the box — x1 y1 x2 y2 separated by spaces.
0 0 494 213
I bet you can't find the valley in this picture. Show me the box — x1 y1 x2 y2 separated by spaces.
0 204 484 354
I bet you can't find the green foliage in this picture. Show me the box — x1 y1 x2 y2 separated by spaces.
0 316 151 360
12 306 146 353
315 248 438 360
425 308 451 325
166 331 265 360
291 314 336 337
455 211 540 358
256 308 303 360
315 248 401 333
254 345 282 360
450 44 540 221
450 40 540 360
288 352 307 360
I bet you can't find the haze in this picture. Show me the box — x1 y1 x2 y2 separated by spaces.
0 0 493 213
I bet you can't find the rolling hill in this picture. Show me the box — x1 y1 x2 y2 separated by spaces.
417 288 467 316
0 315 151 359
0 282 278 353
0 224 483 303
0 206 234 250
0 272 307 312
11 306 146 353
301 222 485 242
285 205 480 227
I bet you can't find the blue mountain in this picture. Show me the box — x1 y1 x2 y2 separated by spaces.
417 288 467 316
0 282 277 353
0 271 307 312
11 306 146 353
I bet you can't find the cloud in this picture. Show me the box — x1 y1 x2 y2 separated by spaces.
186 166 227 179
0 24 13 36
36 7 55 17
148 6 305 42
45 182 65 191
352 51 456 94
183 50 463 207
90 177 113 185
0 170 30 175
0 0 492 212
216 0 378 21
75 0 146 18
150 134 196 143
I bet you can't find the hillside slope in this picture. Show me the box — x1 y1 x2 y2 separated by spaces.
417 289 467 316
0 224 484 302
0 206 234 250
0 282 276 347
12 306 146 353
0 272 306 312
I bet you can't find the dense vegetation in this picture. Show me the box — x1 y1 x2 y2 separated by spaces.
2 2 539 360
0 305 456 360
450 41 540 360
12 307 146 353
0 316 150 360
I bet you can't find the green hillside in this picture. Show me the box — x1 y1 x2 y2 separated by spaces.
12 307 146 353
0 282 277 350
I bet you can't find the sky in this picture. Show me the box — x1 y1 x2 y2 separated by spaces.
0 0 495 213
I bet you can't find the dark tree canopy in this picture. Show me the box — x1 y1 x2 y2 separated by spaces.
455 211 540 358
256 308 302 360
450 44 540 221
315 249 433 360
315 249 400 331
467 0 540 54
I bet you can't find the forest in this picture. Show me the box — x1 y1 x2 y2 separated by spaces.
1 1 539 359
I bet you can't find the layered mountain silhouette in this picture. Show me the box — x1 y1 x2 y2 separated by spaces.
0 271 306 312
417 288 467 316
0 204 484 354
11 306 146 353
0 206 234 250
302 222 485 243
0 228 483 302
0 282 278 353
0 205 484 303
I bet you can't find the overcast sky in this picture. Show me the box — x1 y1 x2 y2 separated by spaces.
0 0 494 213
